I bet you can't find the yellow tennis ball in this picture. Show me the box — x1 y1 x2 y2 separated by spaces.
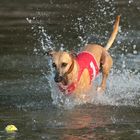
5 125 18 133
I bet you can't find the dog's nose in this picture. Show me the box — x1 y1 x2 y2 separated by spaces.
54 74 63 83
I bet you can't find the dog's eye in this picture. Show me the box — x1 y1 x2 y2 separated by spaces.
61 63 67 67
52 63 56 68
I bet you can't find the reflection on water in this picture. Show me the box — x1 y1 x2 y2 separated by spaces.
0 0 140 139
0 105 140 140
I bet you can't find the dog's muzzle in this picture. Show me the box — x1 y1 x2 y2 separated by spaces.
54 73 68 85
54 73 63 83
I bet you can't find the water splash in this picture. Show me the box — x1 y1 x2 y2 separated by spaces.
49 66 140 109
26 17 56 104
26 17 54 53
93 70 140 107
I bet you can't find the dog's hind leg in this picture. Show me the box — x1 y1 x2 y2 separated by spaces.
97 51 113 92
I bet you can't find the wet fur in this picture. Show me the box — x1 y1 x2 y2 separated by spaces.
48 16 120 97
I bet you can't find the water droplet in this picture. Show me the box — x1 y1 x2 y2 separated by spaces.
133 50 137 54
133 45 136 49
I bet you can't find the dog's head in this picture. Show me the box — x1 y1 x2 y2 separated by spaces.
48 50 75 85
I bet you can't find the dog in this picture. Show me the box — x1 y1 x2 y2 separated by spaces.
47 16 120 97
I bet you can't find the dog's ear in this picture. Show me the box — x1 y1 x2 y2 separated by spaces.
47 50 55 57
44 50 55 57
69 50 77 58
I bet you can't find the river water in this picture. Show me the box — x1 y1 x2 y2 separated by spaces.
0 0 140 140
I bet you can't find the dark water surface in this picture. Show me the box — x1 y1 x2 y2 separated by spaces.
0 0 140 140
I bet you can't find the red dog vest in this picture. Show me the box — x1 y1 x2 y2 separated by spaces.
58 51 99 94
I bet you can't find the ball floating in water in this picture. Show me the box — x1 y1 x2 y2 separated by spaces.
5 125 18 133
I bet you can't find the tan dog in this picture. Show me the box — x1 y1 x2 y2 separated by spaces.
48 16 120 97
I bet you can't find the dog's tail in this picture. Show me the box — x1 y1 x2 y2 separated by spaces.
105 15 120 51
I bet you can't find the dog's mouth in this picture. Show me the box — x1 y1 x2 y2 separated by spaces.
54 74 68 86
54 75 70 93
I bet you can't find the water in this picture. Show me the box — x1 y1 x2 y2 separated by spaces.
0 0 140 139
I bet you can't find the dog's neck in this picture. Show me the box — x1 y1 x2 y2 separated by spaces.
65 58 75 75
67 59 79 84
